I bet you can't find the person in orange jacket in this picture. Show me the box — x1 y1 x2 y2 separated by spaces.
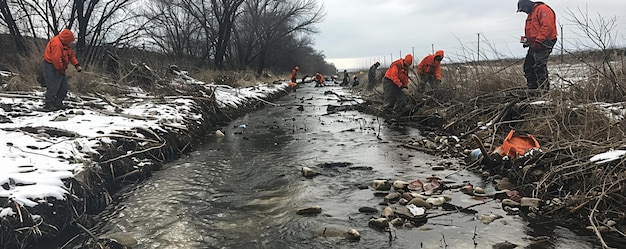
313 72 325 87
383 54 413 113
289 66 299 87
417 50 444 92
518 0 557 91
42 29 82 111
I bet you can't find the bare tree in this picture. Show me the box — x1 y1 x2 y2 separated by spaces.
143 0 206 60
0 0 29 54
235 0 324 74
565 7 624 100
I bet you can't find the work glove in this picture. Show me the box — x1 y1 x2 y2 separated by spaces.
531 41 543 51
75 64 82 72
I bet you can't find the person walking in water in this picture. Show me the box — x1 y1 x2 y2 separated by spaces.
518 0 557 91
42 29 82 111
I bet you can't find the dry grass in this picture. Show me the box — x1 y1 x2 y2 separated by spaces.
396 57 626 245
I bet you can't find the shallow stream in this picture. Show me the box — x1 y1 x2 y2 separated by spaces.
88 84 600 249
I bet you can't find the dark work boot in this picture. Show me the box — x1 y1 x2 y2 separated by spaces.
43 103 58 112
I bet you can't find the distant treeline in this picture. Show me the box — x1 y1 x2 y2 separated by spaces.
0 0 336 76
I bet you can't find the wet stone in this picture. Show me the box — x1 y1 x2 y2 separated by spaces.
372 180 392 191
408 198 432 209
384 193 401 203
373 191 390 197
358 207 378 214
368 218 389 229
431 165 445 171
296 206 322 215
314 227 361 241
301 166 317 177
382 207 393 218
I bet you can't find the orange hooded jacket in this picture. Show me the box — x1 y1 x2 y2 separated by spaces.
524 3 557 44
384 54 413 87
290 67 299 83
417 50 444 80
44 29 80 73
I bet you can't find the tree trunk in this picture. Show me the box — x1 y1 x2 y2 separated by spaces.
0 1 29 55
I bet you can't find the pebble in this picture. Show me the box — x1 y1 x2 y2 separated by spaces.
393 180 409 190
296 206 322 215
408 198 432 209
460 185 474 195
501 199 521 207
368 218 389 229
431 166 445 171
372 180 391 191
215 130 225 138
473 187 485 194
520 197 541 209
426 196 446 206
314 227 360 241
301 167 317 177
382 207 393 218
358 207 378 214
384 193 401 203
476 213 503 224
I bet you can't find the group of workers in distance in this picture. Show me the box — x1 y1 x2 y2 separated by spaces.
289 0 557 116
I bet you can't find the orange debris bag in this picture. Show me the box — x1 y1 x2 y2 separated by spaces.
493 130 540 159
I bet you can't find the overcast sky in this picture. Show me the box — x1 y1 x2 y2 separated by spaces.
313 0 626 70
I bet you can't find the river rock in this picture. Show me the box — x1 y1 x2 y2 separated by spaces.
426 196 446 206
431 165 445 171
373 191 390 197
296 206 322 215
460 185 474 195
492 241 517 249
314 227 360 241
401 192 414 201
372 180 392 191
384 193 401 203
215 130 225 138
393 206 414 218
301 167 317 177
473 187 485 195
358 207 378 214
408 198 432 209
393 180 409 190
107 232 137 246
368 217 389 229
390 218 405 226
496 177 515 191
520 197 541 209
501 199 521 207
382 207 394 218
398 198 408 205
476 213 503 224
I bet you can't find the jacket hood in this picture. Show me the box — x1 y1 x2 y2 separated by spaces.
517 0 534 14
434 50 444 58
403 54 413 66
59 29 75 44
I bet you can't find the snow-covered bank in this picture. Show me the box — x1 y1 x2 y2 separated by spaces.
0 71 290 248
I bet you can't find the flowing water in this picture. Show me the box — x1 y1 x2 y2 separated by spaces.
87 84 602 249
